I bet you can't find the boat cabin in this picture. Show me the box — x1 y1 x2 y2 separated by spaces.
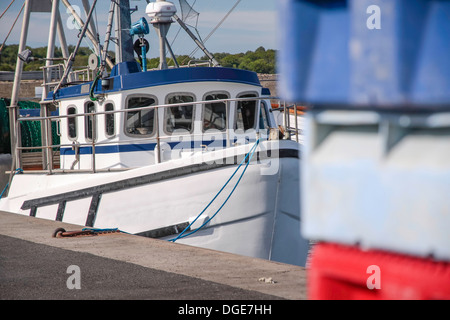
45 61 276 171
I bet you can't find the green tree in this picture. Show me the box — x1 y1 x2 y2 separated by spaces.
0 45 278 74
211 46 276 73
220 54 242 69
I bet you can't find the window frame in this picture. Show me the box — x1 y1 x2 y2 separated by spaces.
259 100 271 131
163 92 196 135
67 105 78 141
84 101 96 142
104 101 116 138
123 94 158 138
234 91 259 131
201 91 230 133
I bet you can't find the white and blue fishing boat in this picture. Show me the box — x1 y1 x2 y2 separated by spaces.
0 0 309 266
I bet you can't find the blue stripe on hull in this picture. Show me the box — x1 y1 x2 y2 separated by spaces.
60 139 231 155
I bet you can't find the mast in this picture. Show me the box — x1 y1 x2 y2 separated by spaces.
53 0 99 98
81 0 98 38
8 0 33 171
9 0 73 172
114 0 135 63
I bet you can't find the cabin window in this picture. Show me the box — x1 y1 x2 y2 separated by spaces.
105 103 115 137
84 101 96 141
125 96 156 136
203 93 228 132
236 93 257 131
164 94 195 133
259 101 270 130
67 106 77 140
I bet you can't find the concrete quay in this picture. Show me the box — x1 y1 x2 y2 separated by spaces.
0 210 307 300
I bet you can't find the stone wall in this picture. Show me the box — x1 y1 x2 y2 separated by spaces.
0 80 41 100
258 74 278 98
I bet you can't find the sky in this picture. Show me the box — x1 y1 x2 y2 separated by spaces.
0 0 278 58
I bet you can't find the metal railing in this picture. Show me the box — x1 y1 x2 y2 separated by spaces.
41 64 94 97
147 60 213 71
70 67 92 82
15 96 303 174
41 63 64 94
272 101 306 143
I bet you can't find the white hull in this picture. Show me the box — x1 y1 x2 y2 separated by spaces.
0 140 309 266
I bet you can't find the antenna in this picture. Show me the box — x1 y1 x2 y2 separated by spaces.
146 0 177 70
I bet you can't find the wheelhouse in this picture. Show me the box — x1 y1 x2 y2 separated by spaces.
45 62 276 171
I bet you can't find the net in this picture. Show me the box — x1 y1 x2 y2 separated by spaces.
0 98 60 154
179 0 199 29
0 99 10 154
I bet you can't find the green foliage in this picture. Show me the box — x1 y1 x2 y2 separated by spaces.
0 44 19 70
0 45 277 74
201 46 277 73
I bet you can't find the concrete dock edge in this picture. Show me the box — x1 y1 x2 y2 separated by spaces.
0 210 307 300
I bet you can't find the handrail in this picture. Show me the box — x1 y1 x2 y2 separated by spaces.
16 131 231 152
187 60 212 68
24 96 280 122
41 64 94 90
15 95 301 174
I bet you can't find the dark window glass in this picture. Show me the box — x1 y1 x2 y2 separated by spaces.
259 101 270 130
105 103 115 137
203 93 228 131
165 95 194 133
68 106 77 139
125 96 156 136
236 94 257 131
84 102 96 141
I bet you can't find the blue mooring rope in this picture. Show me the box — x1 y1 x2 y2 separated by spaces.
0 168 23 199
169 139 261 242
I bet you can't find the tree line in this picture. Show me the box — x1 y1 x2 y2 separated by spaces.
0 45 276 74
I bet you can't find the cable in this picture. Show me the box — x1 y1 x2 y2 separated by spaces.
89 71 101 101
0 1 25 56
0 0 17 20
188 0 241 58
0 168 23 199
166 0 198 66
169 139 260 242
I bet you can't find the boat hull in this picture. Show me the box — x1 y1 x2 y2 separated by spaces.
0 140 309 266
